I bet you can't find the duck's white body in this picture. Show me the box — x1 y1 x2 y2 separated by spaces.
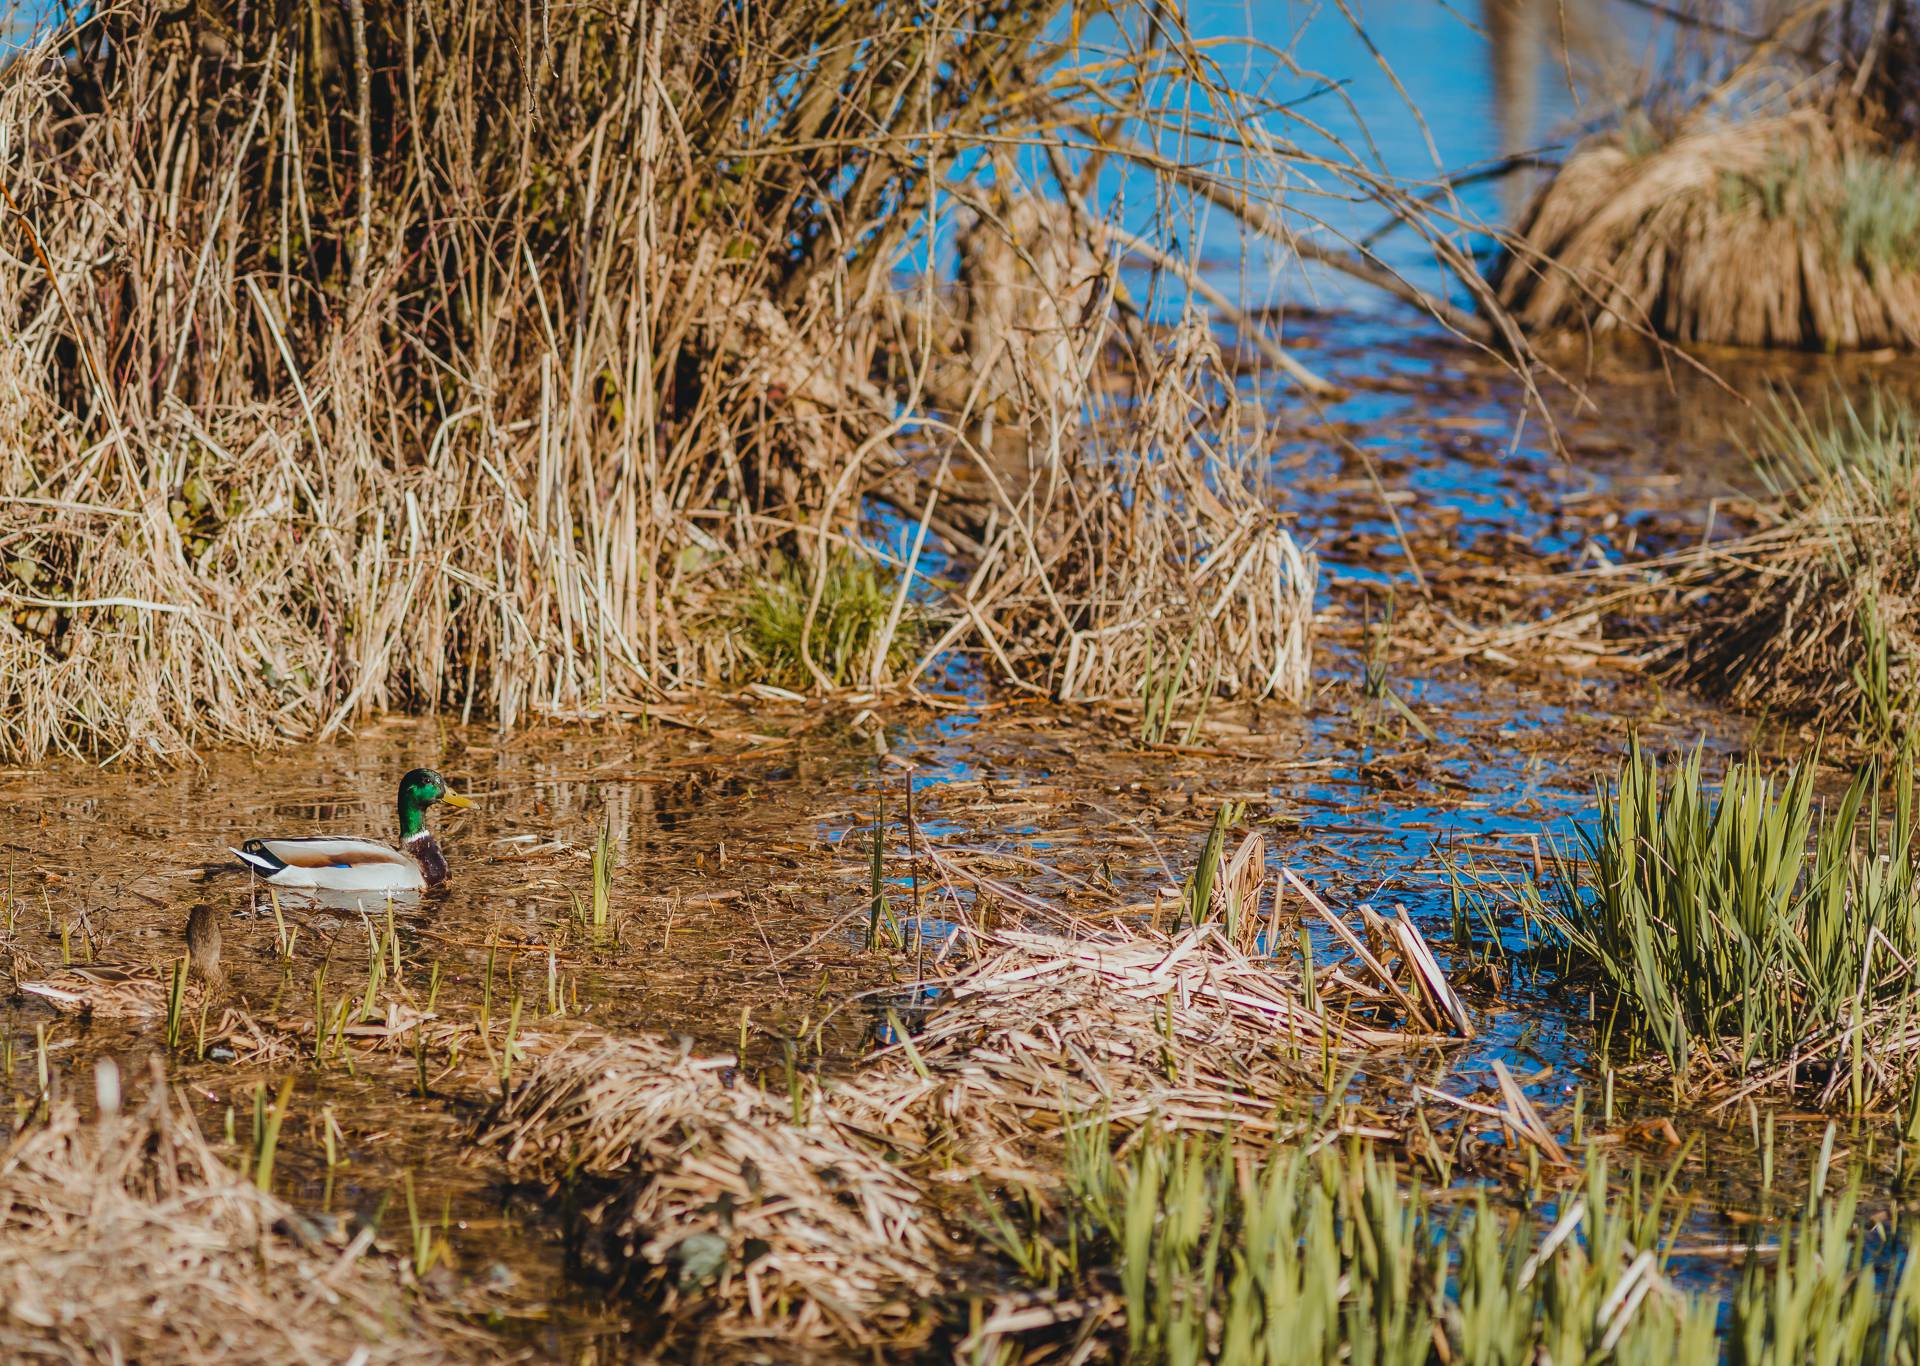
231 836 428 891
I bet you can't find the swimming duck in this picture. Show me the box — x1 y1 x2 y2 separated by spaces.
20 902 225 1016
231 768 472 892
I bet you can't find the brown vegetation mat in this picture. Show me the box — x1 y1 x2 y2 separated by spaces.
848 918 1454 1153
0 1065 489 1363
478 875 1469 1348
476 1035 948 1350
1498 111 1920 350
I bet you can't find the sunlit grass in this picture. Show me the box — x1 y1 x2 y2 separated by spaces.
734 550 921 690
1512 745 1920 1100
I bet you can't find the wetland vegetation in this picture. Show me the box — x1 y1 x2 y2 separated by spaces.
11 0 1920 1362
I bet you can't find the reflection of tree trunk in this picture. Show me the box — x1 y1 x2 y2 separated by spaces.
1486 0 1624 219
1487 0 1544 220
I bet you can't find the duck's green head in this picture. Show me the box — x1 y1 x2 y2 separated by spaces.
398 767 472 839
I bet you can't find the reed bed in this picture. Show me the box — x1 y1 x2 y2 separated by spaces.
1511 745 1920 1106
0 0 1546 763
968 1126 1727 1365
0 1064 486 1363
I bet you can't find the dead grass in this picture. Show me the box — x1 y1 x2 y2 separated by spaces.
0 0 1545 763
0 1063 490 1363
476 1034 947 1349
1499 112 1920 349
476 837 1471 1348
1656 391 1920 734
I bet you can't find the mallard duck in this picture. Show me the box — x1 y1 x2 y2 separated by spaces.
231 768 472 892
20 902 225 1016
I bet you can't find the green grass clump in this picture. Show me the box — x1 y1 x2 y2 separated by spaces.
1517 745 1920 1096
735 550 920 690
977 1122 1722 1364
1836 154 1920 271
976 1117 1920 1363
1723 150 1920 270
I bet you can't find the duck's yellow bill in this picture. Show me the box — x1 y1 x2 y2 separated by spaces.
441 790 474 809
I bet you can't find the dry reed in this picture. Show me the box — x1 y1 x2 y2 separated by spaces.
0 0 1537 762
1656 391 1920 732
1499 111 1920 349
0 1063 488 1363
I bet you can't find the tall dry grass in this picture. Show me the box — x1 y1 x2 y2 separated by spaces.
1496 0 1920 350
0 1 1504 762
1498 111 1920 348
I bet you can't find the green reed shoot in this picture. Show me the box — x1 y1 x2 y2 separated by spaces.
387 900 402 984
1182 802 1245 930
1855 590 1903 751
1362 590 1435 742
498 991 522 1095
866 775 899 950
250 1076 294 1192
359 920 388 1023
590 820 615 929
163 956 188 1050
1139 626 1199 747
403 1171 443 1279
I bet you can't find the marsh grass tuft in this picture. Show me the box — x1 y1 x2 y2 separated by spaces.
1668 389 1920 741
590 822 616 931
1502 112 1920 349
735 551 921 692
1504 745 1920 1101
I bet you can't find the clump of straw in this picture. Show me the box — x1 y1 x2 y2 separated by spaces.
476 1035 946 1348
854 916 1456 1152
1662 391 1920 736
0 1066 478 1363
1499 112 1920 349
